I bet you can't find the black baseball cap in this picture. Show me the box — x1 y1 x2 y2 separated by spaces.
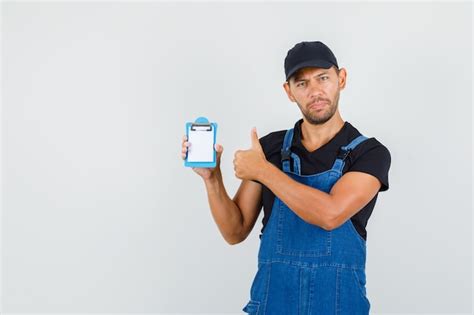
284 41 339 81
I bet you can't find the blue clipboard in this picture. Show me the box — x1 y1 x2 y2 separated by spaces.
184 117 218 168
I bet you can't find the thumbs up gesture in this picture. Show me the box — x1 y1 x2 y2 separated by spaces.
233 127 269 181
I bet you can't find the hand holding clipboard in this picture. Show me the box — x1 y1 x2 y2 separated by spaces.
181 117 223 180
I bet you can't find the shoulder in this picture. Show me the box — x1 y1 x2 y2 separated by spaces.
259 119 302 151
259 129 287 158
343 123 391 162
344 124 392 191
352 137 391 163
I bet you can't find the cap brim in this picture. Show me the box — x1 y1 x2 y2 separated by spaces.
286 59 334 81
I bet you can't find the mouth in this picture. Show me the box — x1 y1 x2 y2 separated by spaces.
308 100 329 110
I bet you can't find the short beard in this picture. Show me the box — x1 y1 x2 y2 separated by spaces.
299 94 339 125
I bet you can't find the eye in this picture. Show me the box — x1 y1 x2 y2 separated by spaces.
296 81 306 87
321 76 329 81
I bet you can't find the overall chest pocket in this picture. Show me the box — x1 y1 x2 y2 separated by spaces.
276 197 332 257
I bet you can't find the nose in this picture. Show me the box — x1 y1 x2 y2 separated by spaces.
307 78 324 98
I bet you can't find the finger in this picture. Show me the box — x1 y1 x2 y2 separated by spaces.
250 127 262 151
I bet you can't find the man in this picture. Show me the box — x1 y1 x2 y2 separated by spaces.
181 41 391 314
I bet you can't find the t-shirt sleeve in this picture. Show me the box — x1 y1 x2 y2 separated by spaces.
349 140 391 192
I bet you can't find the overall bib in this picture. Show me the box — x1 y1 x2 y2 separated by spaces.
242 128 371 315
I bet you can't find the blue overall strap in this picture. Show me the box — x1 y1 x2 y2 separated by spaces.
332 135 369 172
281 128 302 175
281 129 294 173
290 152 301 175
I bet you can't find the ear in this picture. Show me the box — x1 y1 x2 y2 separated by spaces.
283 81 296 102
338 67 347 90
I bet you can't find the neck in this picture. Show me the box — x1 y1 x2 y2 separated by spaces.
300 112 345 151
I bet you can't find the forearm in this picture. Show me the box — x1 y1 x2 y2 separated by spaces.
258 162 335 230
203 169 244 243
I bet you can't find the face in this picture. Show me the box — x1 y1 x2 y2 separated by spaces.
283 66 346 125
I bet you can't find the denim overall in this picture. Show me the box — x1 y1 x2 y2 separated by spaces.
243 128 371 315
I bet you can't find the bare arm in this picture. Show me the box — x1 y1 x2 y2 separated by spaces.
182 135 262 245
233 128 381 231
259 163 381 230
203 174 262 245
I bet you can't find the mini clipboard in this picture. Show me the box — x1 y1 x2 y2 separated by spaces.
184 116 218 168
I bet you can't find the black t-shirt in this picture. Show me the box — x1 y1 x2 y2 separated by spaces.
257 119 391 241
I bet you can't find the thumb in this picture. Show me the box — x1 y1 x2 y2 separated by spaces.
251 127 263 151
215 143 224 160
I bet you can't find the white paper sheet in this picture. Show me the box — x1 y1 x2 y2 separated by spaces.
187 125 214 162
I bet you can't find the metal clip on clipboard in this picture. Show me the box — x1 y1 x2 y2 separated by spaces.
184 116 218 168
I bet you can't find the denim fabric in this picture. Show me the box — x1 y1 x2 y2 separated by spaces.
243 128 370 315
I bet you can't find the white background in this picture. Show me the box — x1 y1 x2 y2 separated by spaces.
1 1 472 314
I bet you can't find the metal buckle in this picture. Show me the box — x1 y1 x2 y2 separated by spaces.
281 149 291 162
337 148 352 161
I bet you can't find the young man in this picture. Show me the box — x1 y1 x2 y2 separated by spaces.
181 41 391 314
